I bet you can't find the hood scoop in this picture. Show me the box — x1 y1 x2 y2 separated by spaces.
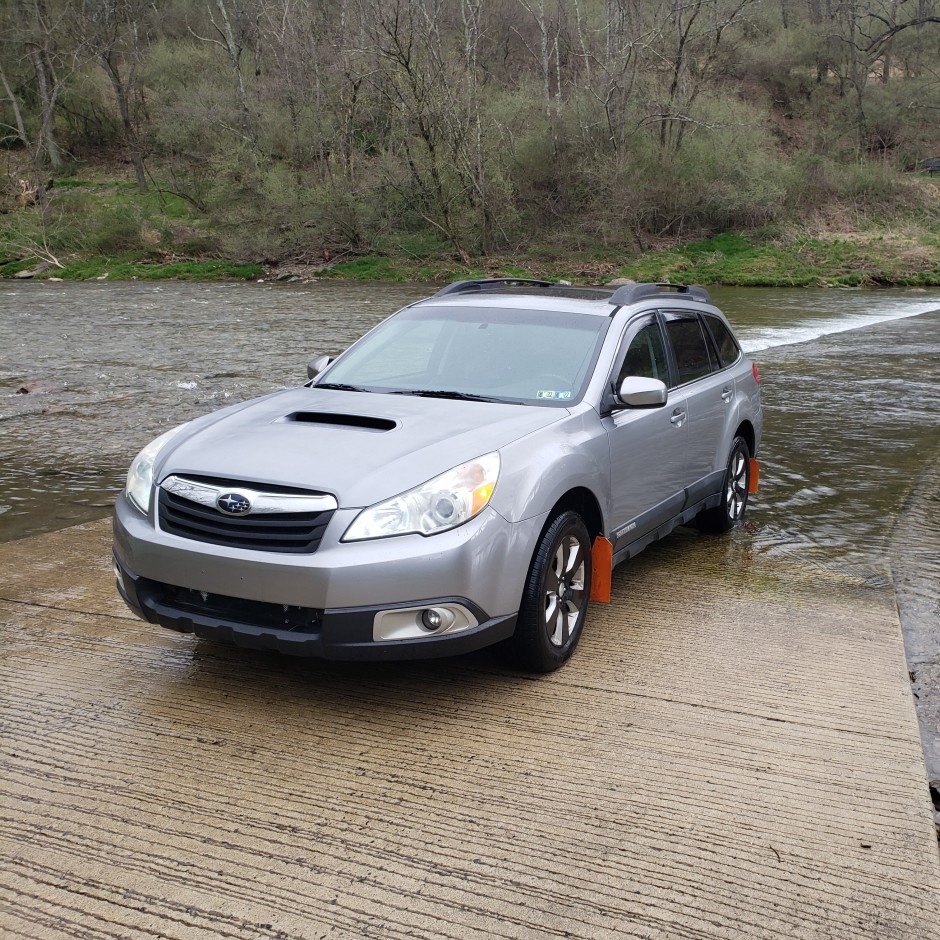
283 411 397 432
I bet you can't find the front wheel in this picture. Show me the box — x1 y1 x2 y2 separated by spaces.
696 436 751 533
510 510 592 672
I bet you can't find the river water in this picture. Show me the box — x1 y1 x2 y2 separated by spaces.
2 281 938 558
2 280 939 793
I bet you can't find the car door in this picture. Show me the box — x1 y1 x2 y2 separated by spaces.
660 311 729 501
603 315 689 549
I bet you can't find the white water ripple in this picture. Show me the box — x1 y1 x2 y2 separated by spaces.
739 298 940 353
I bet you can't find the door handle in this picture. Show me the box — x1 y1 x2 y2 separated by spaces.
670 408 686 426
721 387 733 402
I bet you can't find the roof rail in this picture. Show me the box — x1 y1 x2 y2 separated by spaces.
432 277 562 298
608 282 712 306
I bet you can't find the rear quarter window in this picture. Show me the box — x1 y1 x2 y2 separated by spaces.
704 314 741 367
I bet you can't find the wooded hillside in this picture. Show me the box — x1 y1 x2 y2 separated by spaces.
2 0 939 271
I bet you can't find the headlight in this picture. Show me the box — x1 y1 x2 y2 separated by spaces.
125 423 189 514
343 453 500 541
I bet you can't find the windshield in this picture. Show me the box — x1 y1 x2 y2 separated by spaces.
318 304 610 405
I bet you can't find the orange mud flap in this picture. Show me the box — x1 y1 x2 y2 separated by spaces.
749 458 760 494
590 536 613 603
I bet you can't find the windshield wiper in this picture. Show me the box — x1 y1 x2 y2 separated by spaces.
388 389 505 403
314 382 369 392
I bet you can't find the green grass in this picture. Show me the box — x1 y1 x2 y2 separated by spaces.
312 232 940 288
0 258 39 277
50 179 100 189
614 232 940 287
46 180 193 220
327 257 407 281
55 258 263 280
5 233 938 286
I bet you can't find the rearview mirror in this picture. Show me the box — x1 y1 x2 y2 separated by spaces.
616 376 668 408
307 354 333 380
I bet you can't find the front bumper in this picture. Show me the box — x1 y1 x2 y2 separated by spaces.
114 554 515 659
113 492 541 660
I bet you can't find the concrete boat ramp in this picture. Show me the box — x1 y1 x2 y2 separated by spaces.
2 519 938 939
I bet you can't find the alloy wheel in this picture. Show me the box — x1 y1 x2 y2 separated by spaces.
543 535 587 647
726 448 748 521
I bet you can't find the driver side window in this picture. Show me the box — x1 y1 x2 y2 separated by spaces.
616 320 669 388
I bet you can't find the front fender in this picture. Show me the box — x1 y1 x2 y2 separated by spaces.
491 409 610 530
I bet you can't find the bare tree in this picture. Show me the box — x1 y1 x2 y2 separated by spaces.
597 0 648 157
652 0 761 151
357 0 480 260
823 0 938 151
2 0 76 176
190 0 261 153
79 0 153 192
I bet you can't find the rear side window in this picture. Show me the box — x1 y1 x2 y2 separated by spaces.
664 317 715 385
704 314 741 367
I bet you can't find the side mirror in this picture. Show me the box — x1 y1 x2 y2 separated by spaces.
616 376 668 408
307 354 333 380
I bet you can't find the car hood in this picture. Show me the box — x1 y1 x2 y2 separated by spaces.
158 388 568 508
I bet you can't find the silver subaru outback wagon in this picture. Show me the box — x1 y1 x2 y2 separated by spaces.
113 279 762 672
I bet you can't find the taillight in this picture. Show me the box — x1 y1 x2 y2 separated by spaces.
752 363 760 384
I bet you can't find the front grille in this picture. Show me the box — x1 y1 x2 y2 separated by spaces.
158 488 334 554
138 578 321 633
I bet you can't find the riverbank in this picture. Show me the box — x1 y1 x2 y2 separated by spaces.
0 204 940 288
303 229 940 288
3 227 939 289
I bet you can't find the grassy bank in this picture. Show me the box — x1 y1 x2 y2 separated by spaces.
2 176 938 288
320 229 940 288
4 230 938 287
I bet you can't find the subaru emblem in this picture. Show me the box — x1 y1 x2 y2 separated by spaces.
217 492 252 515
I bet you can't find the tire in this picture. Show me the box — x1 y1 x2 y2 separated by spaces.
696 435 751 534
510 510 592 672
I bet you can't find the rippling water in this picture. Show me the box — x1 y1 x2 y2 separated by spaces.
2 281 939 561
0 281 423 538
728 288 940 353
737 296 940 581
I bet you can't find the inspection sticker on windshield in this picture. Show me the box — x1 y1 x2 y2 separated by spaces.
537 390 572 400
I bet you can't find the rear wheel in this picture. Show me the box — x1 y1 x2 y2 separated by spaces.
696 436 751 533
510 510 592 672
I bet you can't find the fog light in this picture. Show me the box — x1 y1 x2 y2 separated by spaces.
421 608 443 631
373 604 477 642
112 561 125 592
420 607 458 632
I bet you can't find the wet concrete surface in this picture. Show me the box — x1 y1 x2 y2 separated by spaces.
2 520 939 938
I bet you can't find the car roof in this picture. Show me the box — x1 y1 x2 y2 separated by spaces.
419 293 620 318
415 279 715 319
